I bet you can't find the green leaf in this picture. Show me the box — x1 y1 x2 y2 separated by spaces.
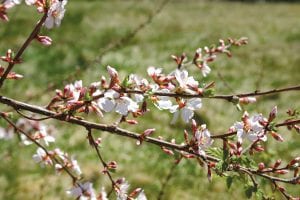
245 186 255 199
206 147 223 159
121 75 130 88
226 176 234 189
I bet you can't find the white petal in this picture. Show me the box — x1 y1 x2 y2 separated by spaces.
187 98 202 110
171 110 180 124
99 98 115 112
181 108 194 123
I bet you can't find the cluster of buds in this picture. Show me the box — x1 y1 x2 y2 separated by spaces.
192 37 248 77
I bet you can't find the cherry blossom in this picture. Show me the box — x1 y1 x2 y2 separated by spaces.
32 147 53 167
174 69 199 94
234 112 267 143
171 98 202 124
98 89 139 116
44 0 68 29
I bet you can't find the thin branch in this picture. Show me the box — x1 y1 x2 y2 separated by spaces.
0 112 79 182
86 128 116 192
0 12 48 89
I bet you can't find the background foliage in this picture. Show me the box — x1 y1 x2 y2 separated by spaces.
0 1 299 199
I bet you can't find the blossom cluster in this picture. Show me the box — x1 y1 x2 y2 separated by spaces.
0 0 67 29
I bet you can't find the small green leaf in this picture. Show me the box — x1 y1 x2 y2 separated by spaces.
206 147 223 159
226 176 234 189
121 75 130 88
245 186 257 199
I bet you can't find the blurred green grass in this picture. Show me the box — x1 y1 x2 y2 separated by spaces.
0 1 299 199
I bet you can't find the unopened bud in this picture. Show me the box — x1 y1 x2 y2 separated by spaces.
36 35 52 46
270 131 284 142
273 159 282 169
258 162 265 171
268 106 278 122
239 97 256 105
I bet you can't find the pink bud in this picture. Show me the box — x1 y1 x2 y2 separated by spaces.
107 65 118 78
270 131 284 142
107 161 117 169
161 147 174 155
129 188 142 198
239 97 257 105
143 128 155 137
289 157 300 166
275 170 289 175
126 119 138 125
273 159 282 169
258 162 265 171
36 35 52 46
268 106 278 122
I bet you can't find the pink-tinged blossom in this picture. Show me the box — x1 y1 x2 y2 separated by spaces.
116 179 130 200
171 98 202 124
234 112 267 143
147 66 162 77
44 0 68 29
67 182 96 200
194 124 214 156
32 147 53 167
174 69 199 94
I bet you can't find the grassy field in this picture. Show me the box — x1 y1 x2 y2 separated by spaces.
0 1 300 199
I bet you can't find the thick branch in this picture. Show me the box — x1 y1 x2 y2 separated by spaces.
0 95 215 162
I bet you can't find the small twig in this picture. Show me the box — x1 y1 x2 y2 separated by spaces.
86 128 116 193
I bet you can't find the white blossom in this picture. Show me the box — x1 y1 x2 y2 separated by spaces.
174 69 199 94
44 0 68 29
234 112 267 143
171 98 202 124
98 90 139 116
